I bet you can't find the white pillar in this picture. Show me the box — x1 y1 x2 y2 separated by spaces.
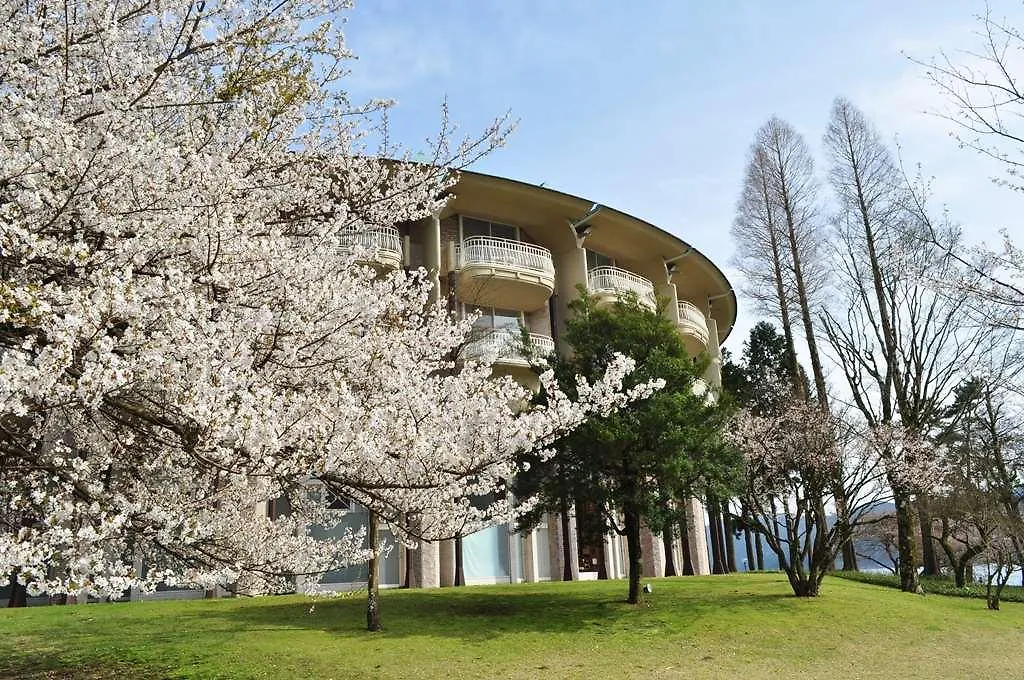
523 528 540 583
685 497 711 575
438 539 455 587
640 521 665 578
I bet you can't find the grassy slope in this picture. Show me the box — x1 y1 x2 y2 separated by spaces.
2 573 1023 680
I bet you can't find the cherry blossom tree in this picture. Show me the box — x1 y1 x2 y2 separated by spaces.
0 0 652 622
727 386 947 597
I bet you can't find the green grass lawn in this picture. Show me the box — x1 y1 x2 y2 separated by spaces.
2 573 1023 679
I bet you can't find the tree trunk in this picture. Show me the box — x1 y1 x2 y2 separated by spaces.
754 531 765 571
917 500 939 576
625 507 643 604
7 570 26 608
893 490 922 593
662 527 677 577
954 559 969 588
722 501 738 573
454 535 465 587
402 513 411 588
743 523 755 572
835 487 858 571
596 537 609 580
366 512 382 632
790 574 821 597
707 500 726 574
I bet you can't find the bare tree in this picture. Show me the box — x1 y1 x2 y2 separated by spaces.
732 146 803 387
912 8 1024 354
824 98 949 577
822 101 997 590
733 120 831 405
734 119 857 570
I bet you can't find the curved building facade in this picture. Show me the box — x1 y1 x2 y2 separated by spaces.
312 170 737 591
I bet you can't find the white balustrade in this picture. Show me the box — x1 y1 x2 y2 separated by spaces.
587 266 656 304
458 236 555 276
676 300 710 347
464 331 555 365
340 226 402 262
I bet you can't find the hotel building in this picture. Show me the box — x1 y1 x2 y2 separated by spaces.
310 170 737 591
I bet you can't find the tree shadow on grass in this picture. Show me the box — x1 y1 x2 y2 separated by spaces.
0 576 805 678
191 577 799 641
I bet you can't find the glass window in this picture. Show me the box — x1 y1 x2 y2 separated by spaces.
492 308 522 332
460 216 520 242
587 249 614 269
468 307 523 332
490 223 517 240
461 217 490 239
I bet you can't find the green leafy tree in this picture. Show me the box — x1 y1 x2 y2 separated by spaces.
515 291 739 604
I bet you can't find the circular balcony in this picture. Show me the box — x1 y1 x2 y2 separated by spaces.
462 330 555 367
340 226 403 270
457 237 556 310
587 266 656 309
677 300 710 355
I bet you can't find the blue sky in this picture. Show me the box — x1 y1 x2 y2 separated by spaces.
340 1 1024 352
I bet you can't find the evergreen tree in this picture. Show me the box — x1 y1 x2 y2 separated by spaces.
515 291 739 603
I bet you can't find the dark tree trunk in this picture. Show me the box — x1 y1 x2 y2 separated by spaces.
893 491 921 593
722 501 738 573
678 511 694 576
454 535 465 587
596 537 609 580
7 570 27 608
559 502 574 582
366 512 382 632
402 513 411 588
743 523 755 572
663 527 677 577
834 486 858 571
625 507 643 604
754 531 765 571
768 496 784 561
788 574 821 597
707 500 726 574
715 505 730 573
954 559 970 589
917 500 939 576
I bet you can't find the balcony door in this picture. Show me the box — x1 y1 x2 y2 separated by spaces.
469 306 523 335
586 249 616 269
461 216 520 242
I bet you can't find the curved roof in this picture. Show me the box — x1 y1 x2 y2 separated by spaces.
450 170 737 344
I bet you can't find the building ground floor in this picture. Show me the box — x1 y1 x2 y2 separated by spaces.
302 498 713 593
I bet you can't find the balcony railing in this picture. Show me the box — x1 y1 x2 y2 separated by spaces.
463 330 555 365
340 226 402 263
587 266 656 305
676 300 710 347
458 236 555 276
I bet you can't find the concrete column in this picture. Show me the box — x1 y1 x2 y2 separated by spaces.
522 528 540 583
438 538 455 587
552 247 588 350
658 282 680 324
547 510 580 581
685 497 711 575
603 532 619 579
703 318 722 390
640 520 665 578
407 540 441 589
